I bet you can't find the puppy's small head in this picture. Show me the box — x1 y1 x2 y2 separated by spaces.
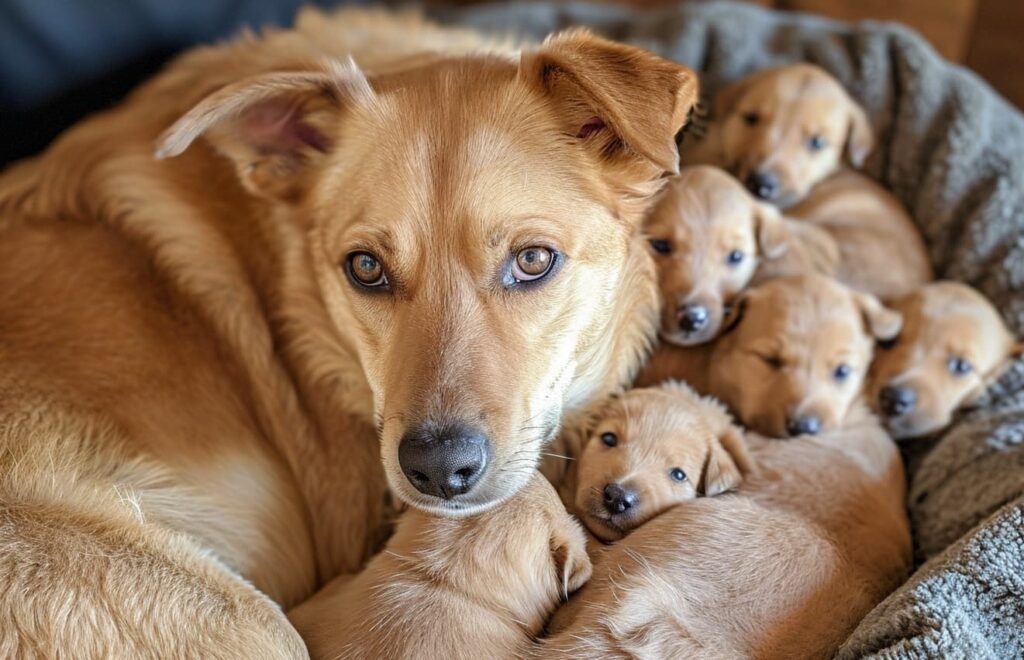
644 166 791 346
158 34 697 516
868 281 1021 439
574 382 753 541
710 274 901 438
714 64 873 207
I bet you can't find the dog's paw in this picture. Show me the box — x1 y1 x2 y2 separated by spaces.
550 522 593 599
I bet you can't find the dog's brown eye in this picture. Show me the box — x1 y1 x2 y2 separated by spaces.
760 354 783 369
601 432 618 447
512 246 555 283
347 251 388 289
948 356 973 377
742 112 759 126
650 239 672 255
669 468 687 482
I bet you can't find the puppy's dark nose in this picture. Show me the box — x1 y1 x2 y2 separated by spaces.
678 305 710 334
880 386 916 417
602 483 639 515
786 415 821 437
398 422 490 499
745 171 780 200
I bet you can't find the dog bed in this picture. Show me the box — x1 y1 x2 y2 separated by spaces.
438 2 1024 656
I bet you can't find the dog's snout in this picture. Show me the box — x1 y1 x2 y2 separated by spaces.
602 483 639 514
786 415 821 437
745 171 780 201
398 423 491 500
879 385 916 418
678 305 710 334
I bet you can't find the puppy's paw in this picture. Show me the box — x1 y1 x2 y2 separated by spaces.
550 520 593 599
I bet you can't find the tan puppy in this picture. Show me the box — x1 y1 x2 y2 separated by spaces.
545 405 911 659
572 382 754 541
685 63 873 206
0 8 695 656
289 472 590 660
868 281 1021 439
642 274 902 437
683 63 932 298
645 165 839 345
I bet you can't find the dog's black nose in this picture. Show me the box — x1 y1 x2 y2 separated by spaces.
678 305 710 334
786 415 821 437
602 483 639 514
879 385 916 417
398 422 490 499
745 171 780 200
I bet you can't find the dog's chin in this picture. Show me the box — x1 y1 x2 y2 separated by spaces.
659 327 717 348
882 414 946 441
581 513 626 542
384 466 534 519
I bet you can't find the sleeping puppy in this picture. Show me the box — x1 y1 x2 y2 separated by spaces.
288 472 590 659
642 274 901 437
545 404 911 659
867 281 1022 439
683 63 932 298
572 381 754 542
645 165 839 346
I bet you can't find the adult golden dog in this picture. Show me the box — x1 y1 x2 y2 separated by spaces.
0 9 695 656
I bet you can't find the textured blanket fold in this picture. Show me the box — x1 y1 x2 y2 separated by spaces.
437 2 1024 656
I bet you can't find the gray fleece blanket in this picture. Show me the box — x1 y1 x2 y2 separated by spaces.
437 2 1024 657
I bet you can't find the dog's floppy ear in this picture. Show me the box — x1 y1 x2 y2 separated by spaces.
701 424 754 496
854 291 903 342
845 98 874 168
520 29 698 179
753 201 789 260
156 58 374 202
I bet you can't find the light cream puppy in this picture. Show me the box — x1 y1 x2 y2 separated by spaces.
868 280 1021 438
289 472 590 660
546 401 911 660
572 382 754 542
645 165 839 346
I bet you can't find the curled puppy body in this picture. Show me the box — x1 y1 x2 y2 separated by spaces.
571 381 754 542
644 166 840 347
681 64 932 298
785 169 933 299
868 280 1022 439
544 404 911 660
288 472 591 660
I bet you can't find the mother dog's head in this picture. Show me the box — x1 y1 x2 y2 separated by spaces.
159 30 697 516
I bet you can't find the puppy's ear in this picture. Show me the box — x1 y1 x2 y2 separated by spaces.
845 99 874 168
156 59 374 202
550 523 592 598
520 29 698 182
701 425 753 496
854 291 903 342
713 71 763 117
753 201 789 260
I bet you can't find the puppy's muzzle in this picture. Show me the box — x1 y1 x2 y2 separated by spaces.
603 482 640 515
678 304 710 335
879 385 917 418
745 170 780 201
399 422 491 500
786 415 821 437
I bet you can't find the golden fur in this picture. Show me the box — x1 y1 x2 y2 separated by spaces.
867 280 1022 438
0 8 694 655
545 394 911 659
644 165 839 345
288 472 591 659
571 382 754 541
682 64 932 299
640 274 902 437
